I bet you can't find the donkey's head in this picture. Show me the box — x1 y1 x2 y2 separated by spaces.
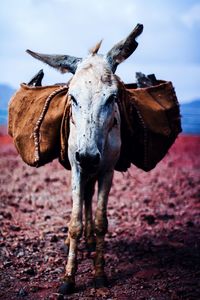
27 24 143 172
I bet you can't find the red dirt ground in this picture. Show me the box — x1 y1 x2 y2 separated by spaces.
0 129 200 300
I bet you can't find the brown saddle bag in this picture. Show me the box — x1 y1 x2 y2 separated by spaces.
8 79 181 171
8 83 68 167
115 80 182 171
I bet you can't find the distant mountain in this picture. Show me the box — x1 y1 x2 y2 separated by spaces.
180 100 200 134
0 84 16 124
181 99 200 108
0 84 16 109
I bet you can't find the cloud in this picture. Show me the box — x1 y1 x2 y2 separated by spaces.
181 3 200 28
0 0 199 102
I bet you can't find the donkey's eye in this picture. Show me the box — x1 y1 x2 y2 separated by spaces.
70 95 78 106
105 94 117 106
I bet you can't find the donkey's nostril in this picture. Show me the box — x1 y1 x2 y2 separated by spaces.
75 151 80 162
75 151 100 168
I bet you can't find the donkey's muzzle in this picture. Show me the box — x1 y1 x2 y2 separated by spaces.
75 151 100 169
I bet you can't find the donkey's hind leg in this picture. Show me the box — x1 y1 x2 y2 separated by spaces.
64 231 70 254
84 179 96 253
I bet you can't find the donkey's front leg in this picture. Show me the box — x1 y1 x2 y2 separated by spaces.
94 170 114 287
60 168 84 294
84 179 96 252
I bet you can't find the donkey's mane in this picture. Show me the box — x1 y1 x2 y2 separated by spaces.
89 40 103 55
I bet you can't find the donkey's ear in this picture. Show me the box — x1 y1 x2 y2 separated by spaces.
26 50 82 74
106 24 143 73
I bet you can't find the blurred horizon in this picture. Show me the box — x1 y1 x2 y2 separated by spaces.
1 0 200 103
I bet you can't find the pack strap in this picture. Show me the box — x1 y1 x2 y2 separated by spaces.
33 85 68 166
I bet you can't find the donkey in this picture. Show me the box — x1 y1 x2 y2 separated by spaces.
26 23 143 294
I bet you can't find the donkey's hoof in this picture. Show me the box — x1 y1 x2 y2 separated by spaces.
59 278 75 295
94 274 108 288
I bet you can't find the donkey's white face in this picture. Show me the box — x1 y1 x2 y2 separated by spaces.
26 24 143 172
68 55 120 171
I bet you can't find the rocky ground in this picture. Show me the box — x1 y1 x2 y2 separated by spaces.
0 131 200 300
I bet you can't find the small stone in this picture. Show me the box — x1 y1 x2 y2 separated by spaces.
20 276 29 282
44 215 51 221
3 261 13 268
18 287 28 297
24 267 36 276
45 176 50 182
2 212 12 219
44 255 49 263
143 214 155 225
143 198 151 204
30 286 42 293
50 235 59 243
59 226 68 233
17 250 25 258
157 213 174 222
9 224 21 231
53 267 63 274
30 287 37 293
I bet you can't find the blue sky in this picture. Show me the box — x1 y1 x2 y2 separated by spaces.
1 0 200 103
